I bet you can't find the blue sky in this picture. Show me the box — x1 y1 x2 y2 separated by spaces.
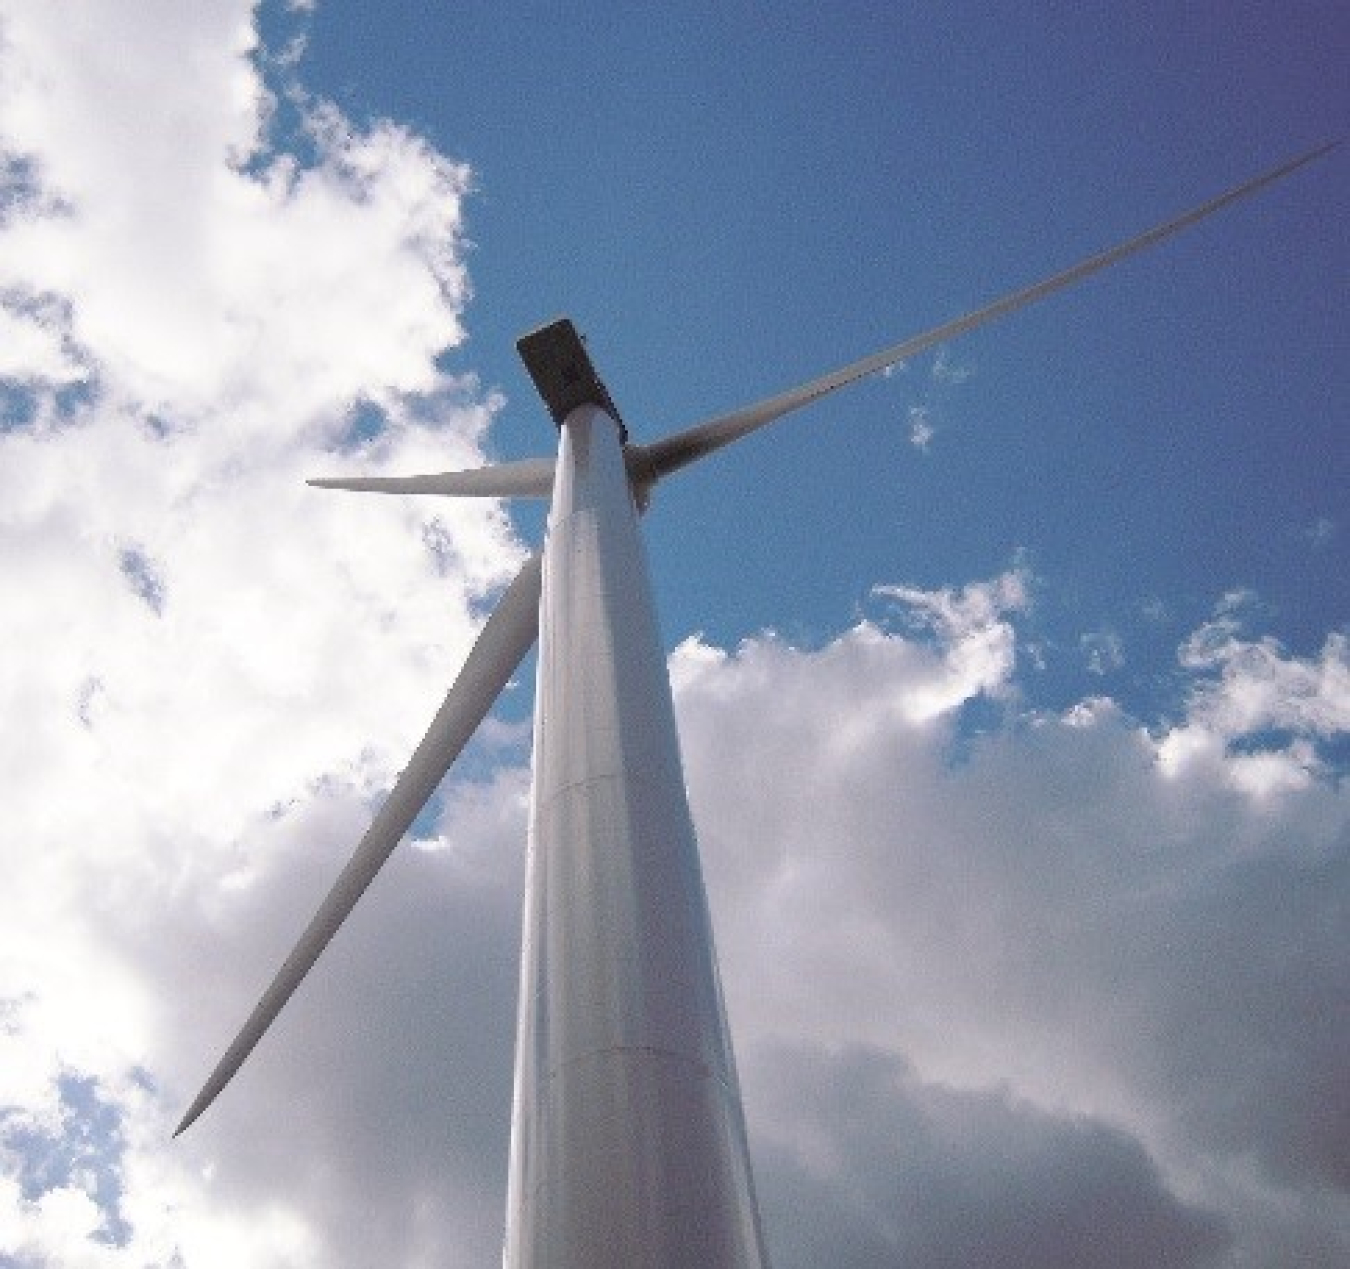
0 2 1347 1266
292 0 1347 713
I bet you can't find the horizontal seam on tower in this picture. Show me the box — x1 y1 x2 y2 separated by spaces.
536 766 673 807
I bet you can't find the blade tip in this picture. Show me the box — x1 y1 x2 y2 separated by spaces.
174 1078 225 1138
173 1104 202 1138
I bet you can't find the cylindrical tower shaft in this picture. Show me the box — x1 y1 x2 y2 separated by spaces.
503 405 767 1268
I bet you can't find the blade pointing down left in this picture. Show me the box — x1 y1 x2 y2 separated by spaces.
175 552 543 1137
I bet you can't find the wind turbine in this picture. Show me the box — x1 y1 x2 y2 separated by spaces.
177 142 1336 1267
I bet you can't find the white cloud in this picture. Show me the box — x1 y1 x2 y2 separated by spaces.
907 404 935 451
896 346 971 450
0 299 84 385
0 2 520 1264
1158 603 1350 795
0 0 471 434
673 585 1350 1266
873 568 1028 720
930 345 971 386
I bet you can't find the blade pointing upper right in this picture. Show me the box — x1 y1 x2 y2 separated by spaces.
175 551 543 1137
629 140 1339 484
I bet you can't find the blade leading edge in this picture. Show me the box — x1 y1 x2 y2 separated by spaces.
175 552 544 1136
629 140 1338 483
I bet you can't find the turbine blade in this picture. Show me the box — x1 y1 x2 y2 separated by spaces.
308 457 554 498
630 140 1339 482
175 552 544 1137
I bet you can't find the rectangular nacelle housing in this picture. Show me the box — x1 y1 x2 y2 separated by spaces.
517 317 626 440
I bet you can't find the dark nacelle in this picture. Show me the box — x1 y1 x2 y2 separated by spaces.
517 317 627 441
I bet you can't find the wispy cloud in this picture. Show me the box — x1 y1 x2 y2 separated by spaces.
1304 515 1336 548
1080 629 1124 675
889 347 972 451
907 404 935 451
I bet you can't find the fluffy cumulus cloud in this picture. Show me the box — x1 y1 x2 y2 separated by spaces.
0 1 523 1264
3 4 1348 1268
1157 596 1350 797
674 582 1350 1268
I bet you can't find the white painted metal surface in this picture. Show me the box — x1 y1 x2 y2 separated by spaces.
503 405 768 1268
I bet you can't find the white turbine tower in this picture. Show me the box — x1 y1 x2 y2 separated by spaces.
177 142 1336 1268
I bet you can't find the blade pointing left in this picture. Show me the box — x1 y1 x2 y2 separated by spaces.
307 456 554 499
175 551 543 1137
